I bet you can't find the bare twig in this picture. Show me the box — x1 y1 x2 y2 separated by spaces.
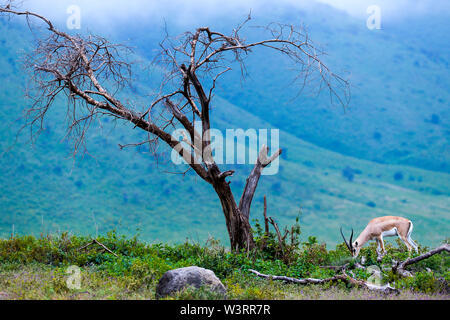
268 217 284 254
78 239 118 257
263 196 269 236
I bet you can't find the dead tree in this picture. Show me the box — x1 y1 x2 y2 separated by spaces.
0 2 349 251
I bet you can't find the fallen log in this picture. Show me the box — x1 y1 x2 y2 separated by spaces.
248 269 399 294
393 243 449 277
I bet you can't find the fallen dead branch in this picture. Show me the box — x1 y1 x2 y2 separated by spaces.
392 243 449 277
78 239 118 257
248 269 399 294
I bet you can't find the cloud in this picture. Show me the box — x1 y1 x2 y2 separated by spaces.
316 0 450 19
10 0 317 32
21 0 264 22
10 0 450 29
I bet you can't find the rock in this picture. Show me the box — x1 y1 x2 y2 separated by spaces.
156 266 226 298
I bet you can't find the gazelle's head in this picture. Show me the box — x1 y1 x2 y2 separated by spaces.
340 227 360 258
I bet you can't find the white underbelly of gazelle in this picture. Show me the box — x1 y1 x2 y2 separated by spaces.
381 227 398 237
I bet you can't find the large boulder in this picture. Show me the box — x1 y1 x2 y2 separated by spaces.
156 266 226 298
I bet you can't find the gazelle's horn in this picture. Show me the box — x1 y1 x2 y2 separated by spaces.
340 227 352 252
349 228 354 250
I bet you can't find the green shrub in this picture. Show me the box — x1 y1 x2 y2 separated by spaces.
252 214 301 264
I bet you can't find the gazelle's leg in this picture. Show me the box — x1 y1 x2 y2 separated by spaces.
378 235 386 255
400 235 412 253
407 236 419 253
376 238 382 255
406 222 419 253
376 236 385 261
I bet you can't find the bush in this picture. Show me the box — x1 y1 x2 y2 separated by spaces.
366 201 376 208
394 172 404 181
342 166 355 182
430 114 440 125
300 237 330 266
252 214 301 265
395 271 446 293
373 131 382 141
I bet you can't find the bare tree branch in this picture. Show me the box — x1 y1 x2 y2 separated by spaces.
393 244 449 277
239 146 282 218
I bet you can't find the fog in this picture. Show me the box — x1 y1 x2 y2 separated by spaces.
317 0 449 18
7 0 450 29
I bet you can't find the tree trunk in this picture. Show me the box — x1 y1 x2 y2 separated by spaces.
210 145 281 251
213 179 255 251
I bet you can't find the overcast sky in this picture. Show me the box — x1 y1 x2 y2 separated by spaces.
317 0 449 17
13 0 449 23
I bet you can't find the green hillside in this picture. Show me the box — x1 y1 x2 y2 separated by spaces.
0 4 449 248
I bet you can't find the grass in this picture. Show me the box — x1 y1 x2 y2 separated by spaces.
0 231 448 300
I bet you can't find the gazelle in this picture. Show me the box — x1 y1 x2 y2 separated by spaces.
340 216 418 258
